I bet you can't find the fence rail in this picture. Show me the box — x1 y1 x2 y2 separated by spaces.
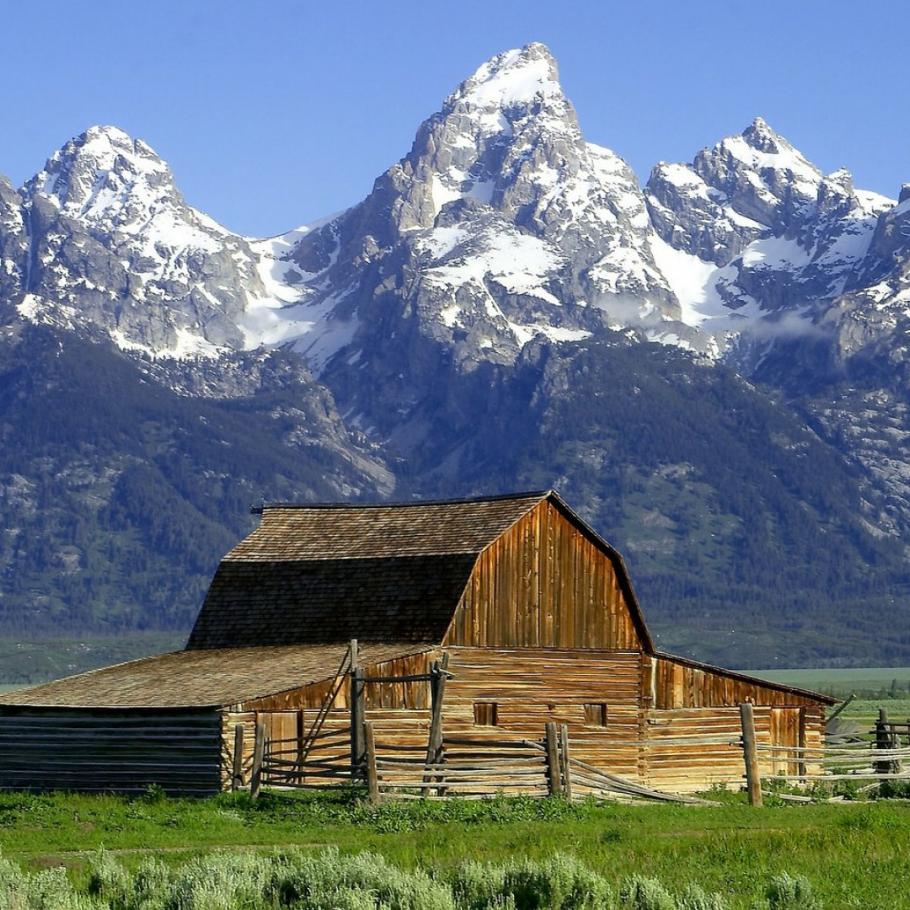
249 718 715 805
261 727 353 789
375 730 550 800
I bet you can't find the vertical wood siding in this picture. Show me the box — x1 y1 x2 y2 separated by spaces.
447 501 641 650
647 655 825 708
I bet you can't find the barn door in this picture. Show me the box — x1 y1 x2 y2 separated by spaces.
770 707 802 776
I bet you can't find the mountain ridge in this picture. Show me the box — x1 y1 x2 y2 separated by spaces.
2 42 910 667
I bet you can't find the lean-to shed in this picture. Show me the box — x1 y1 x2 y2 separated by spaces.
0 491 834 794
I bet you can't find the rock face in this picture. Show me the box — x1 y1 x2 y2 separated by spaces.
0 175 27 307
645 117 894 346
3 43 910 665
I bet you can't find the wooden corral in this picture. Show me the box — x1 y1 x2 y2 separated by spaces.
0 491 835 796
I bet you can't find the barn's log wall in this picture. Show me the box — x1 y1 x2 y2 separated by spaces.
642 706 771 793
439 646 642 778
447 501 641 650
642 705 826 792
0 708 222 796
239 651 438 713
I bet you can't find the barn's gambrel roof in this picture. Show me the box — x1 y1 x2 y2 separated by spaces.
186 490 654 651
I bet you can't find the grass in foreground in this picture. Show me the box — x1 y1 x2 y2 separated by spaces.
0 789 908 908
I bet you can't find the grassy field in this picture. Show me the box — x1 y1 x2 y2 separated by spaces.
752 666 910 695
0 789 907 908
0 634 184 685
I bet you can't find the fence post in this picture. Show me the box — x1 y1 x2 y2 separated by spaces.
739 702 763 807
545 722 562 796
797 707 807 779
231 723 245 791
250 720 266 800
875 708 896 776
349 639 365 782
559 723 573 801
295 709 305 784
424 653 450 797
364 721 380 804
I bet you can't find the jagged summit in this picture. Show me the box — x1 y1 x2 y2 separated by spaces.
452 42 562 112
740 116 790 150
283 41 679 372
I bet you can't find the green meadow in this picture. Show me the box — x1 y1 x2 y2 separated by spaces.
0 789 907 908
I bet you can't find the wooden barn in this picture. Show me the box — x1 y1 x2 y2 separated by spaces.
0 491 834 796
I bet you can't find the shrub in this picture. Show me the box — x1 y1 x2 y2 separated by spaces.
451 854 613 909
16 867 95 910
678 884 727 910
166 852 274 910
0 854 29 910
87 849 133 910
619 876 676 910
272 848 454 910
764 873 820 910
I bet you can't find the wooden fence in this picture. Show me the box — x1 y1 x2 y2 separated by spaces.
373 732 549 800
739 703 910 805
251 718 712 804
260 725 353 792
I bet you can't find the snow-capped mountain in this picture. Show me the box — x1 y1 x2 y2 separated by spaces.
646 117 895 350
14 126 267 357
3 42 910 666
8 46 908 382
286 42 679 372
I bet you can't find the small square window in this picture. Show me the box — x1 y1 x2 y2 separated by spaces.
583 703 608 727
473 702 498 726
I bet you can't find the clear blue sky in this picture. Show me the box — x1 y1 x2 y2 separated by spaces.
3 0 906 236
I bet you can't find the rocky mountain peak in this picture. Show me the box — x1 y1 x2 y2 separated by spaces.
353 42 583 240
691 119 823 229
13 126 273 359
287 42 679 377
740 116 789 154
26 125 178 229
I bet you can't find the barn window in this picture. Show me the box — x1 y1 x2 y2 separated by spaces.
583 703 608 727
473 702 498 726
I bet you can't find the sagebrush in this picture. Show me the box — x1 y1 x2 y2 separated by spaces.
0 848 821 910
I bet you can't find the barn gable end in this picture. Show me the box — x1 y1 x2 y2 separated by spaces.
446 496 649 650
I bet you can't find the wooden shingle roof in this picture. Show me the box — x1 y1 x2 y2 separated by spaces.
186 492 547 650
230 492 549 560
0 642 433 709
